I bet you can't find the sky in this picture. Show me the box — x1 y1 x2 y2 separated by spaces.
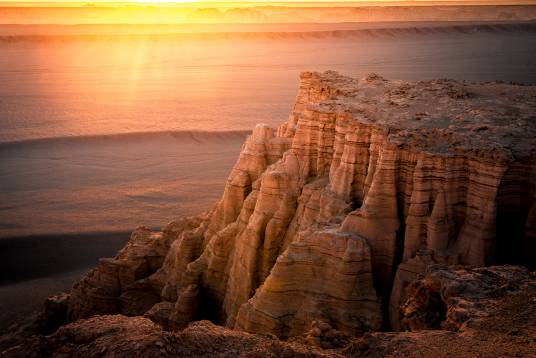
1 0 533 3
0 0 534 5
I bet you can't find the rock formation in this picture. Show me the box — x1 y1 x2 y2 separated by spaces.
399 265 533 331
4 264 534 357
344 264 536 357
2 317 329 358
37 71 536 341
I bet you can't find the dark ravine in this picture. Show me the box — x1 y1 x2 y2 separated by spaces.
0 232 130 285
1 71 535 356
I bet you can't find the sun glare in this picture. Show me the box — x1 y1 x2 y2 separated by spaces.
133 0 194 2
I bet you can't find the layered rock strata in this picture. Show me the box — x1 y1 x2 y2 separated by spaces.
57 71 536 337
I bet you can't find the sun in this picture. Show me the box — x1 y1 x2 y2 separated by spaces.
135 0 192 2
131 0 199 3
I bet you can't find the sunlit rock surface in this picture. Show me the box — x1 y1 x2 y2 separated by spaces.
57 71 536 339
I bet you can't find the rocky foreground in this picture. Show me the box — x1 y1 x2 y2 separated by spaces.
3 265 535 357
2 71 535 356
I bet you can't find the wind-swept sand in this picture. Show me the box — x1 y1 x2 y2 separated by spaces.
0 131 248 238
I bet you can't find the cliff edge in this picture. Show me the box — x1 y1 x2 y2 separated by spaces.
3 71 535 356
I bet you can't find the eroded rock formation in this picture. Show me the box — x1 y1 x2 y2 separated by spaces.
2 317 329 358
5 265 535 357
399 265 533 331
344 264 536 357
48 71 536 338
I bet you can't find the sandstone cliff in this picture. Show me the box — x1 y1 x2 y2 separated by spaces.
50 71 536 338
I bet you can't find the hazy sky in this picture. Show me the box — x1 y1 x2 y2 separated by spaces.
0 0 532 7
0 0 529 3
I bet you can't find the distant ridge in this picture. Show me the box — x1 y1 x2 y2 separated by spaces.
0 130 251 147
0 21 535 42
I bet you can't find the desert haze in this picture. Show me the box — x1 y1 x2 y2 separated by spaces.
0 2 535 357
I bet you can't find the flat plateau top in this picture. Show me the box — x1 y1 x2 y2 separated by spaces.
307 71 536 161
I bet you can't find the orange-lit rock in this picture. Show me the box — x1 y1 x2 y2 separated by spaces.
235 228 381 337
62 71 536 337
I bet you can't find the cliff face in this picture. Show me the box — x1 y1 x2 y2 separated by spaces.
63 71 536 336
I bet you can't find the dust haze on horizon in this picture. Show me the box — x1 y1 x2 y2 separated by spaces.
2 1 536 6
1 1 535 24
